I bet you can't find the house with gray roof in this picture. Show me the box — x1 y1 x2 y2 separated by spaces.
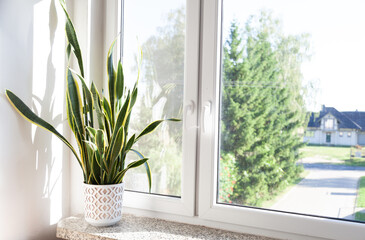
304 106 365 146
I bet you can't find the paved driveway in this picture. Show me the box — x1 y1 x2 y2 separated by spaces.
271 157 365 220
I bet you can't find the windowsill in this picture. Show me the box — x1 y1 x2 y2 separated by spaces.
56 214 279 240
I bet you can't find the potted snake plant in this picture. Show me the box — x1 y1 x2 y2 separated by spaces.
5 0 179 227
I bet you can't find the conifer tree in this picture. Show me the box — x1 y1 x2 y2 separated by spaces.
220 12 309 206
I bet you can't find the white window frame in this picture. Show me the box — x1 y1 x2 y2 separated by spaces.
101 0 201 217
93 0 365 239
197 0 364 239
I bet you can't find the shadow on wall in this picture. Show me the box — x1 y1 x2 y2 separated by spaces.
0 0 68 239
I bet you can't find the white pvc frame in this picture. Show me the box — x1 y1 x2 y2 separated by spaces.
106 0 201 216
197 0 365 239
91 0 365 238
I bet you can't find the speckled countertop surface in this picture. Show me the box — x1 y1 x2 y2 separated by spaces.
57 214 279 240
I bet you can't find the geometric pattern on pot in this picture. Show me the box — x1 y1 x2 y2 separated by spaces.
84 183 124 226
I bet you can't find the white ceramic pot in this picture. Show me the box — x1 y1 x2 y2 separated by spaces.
83 183 124 227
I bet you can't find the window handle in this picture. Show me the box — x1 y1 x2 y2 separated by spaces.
184 100 196 130
202 101 212 133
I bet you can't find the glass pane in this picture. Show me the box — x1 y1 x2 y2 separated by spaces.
122 0 185 196
218 0 365 223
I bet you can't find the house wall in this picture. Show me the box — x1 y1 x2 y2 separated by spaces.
358 132 365 145
333 130 357 146
304 129 321 144
0 0 70 239
304 129 357 146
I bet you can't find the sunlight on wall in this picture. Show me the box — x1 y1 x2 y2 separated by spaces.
32 0 66 226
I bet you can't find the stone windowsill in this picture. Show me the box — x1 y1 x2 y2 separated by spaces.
56 214 279 240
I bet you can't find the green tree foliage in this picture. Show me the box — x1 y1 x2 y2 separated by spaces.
220 11 309 206
219 153 238 203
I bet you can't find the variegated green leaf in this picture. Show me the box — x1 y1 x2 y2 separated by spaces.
5 90 82 168
59 0 84 77
135 118 181 142
130 86 138 109
125 134 136 152
130 149 151 192
102 97 113 128
86 126 97 142
114 158 149 184
107 38 117 118
116 60 124 103
113 94 130 135
70 69 94 127
91 152 101 185
66 69 84 135
91 83 104 130
66 43 71 60
106 127 124 172
95 129 105 155
66 91 76 133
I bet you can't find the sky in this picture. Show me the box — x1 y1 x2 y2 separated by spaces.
122 0 365 112
223 0 365 112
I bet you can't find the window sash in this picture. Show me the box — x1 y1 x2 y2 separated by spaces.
100 0 365 238
112 0 201 216
197 0 364 239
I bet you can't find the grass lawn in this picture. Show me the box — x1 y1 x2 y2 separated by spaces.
356 176 365 208
355 212 365 221
342 158 365 167
355 176 365 222
300 145 365 167
300 145 351 160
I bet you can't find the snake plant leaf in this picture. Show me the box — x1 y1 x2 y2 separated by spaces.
107 38 117 118
104 115 111 144
94 150 102 169
130 149 151 192
135 118 181 143
66 43 71 60
125 134 136 152
102 97 113 127
84 140 97 155
83 139 97 174
113 93 130 137
135 120 162 142
114 157 149 184
87 150 100 184
116 60 124 102
70 69 94 127
95 129 105 155
124 109 132 136
66 91 76 133
107 127 125 172
130 86 138 109
5 90 81 166
59 0 84 77
66 69 84 135
90 83 104 130
91 152 101 185
86 126 97 142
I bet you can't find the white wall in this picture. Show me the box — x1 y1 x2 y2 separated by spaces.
303 129 322 144
333 130 357 146
0 0 70 239
304 130 357 146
